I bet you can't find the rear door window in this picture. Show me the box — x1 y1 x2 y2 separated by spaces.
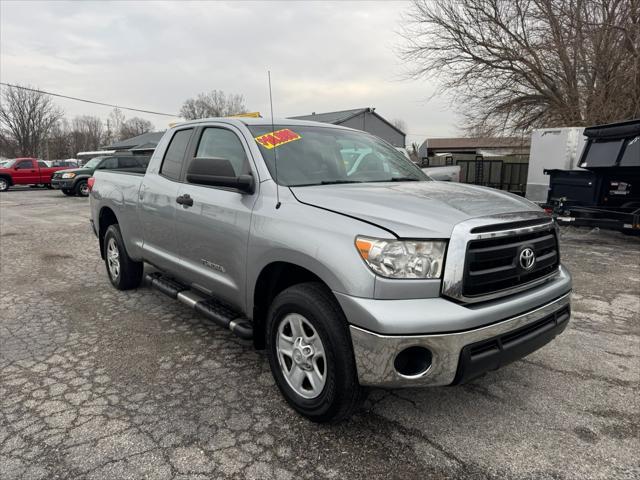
118 157 139 169
161 129 193 180
194 128 249 175
100 157 118 169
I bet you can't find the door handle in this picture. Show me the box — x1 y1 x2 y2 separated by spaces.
176 194 193 207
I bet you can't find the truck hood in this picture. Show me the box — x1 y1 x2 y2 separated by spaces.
290 181 541 238
53 167 90 176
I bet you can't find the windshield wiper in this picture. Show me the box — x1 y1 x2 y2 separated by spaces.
370 177 420 183
320 180 364 185
289 180 363 187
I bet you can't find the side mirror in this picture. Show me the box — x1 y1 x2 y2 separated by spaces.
186 157 254 193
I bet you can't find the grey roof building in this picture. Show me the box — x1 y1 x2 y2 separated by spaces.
289 108 406 147
104 132 165 153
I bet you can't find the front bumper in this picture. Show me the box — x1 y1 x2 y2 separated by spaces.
51 178 74 189
349 292 570 387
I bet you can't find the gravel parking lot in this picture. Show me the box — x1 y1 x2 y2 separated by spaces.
1 187 638 480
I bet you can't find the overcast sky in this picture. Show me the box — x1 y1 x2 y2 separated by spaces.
1 0 459 146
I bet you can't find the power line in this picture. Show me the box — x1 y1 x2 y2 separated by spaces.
0 82 179 118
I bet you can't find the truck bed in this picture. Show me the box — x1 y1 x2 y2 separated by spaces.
91 169 145 258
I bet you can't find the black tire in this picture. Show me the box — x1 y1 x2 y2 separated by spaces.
0 177 9 192
103 224 143 290
266 282 364 423
62 189 75 196
74 179 89 197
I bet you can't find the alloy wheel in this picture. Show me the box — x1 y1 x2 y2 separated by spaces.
276 313 327 399
106 238 120 280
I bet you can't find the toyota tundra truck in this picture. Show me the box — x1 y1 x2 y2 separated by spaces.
90 118 572 422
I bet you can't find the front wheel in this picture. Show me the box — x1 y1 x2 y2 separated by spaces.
0 178 9 192
103 224 143 290
74 180 89 197
266 283 364 423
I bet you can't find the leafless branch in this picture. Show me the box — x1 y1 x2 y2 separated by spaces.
400 0 640 134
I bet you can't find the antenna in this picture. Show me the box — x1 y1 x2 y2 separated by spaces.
268 71 281 209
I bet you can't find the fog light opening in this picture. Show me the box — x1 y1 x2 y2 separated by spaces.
394 346 433 377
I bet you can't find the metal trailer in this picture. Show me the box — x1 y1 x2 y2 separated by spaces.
526 127 587 203
544 119 640 234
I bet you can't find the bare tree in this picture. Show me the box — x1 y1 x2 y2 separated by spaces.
410 141 420 162
46 119 72 159
68 116 104 154
104 107 126 144
180 90 247 120
391 118 408 133
0 84 64 157
400 0 640 133
120 117 153 139
0 132 18 159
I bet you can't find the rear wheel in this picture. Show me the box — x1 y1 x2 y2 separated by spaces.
266 282 364 423
103 224 143 290
0 178 9 192
74 180 89 197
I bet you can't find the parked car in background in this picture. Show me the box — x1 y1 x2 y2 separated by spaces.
52 155 150 196
0 158 70 192
90 118 572 422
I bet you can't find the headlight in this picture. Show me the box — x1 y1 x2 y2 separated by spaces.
61 173 76 179
355 236 446 279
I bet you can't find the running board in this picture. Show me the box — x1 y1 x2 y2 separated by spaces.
145 273 253 340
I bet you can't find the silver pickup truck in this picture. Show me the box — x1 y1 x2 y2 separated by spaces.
90 118 572 422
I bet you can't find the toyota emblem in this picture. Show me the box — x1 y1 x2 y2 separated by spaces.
519 248 536 270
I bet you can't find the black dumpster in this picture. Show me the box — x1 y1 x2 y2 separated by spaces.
545 118 640 234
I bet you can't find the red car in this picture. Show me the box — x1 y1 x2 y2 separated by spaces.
0 158 70 192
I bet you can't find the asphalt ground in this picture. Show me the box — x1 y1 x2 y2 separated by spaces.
1 187 639 479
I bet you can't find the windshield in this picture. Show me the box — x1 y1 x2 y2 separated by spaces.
248 125 428 186
83 157 105 169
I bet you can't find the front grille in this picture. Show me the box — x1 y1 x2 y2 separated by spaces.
462 224 559 297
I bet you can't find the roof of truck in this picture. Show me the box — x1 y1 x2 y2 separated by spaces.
177 117 353 130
